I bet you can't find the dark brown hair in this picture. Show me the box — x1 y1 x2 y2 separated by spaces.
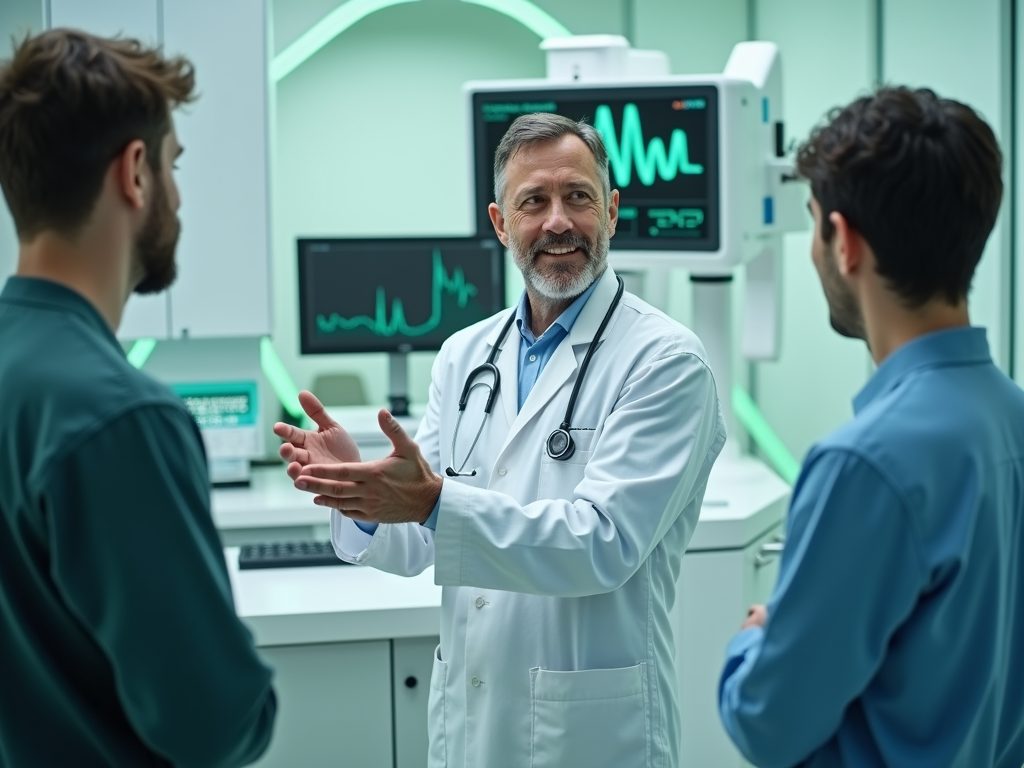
796 86 1003 307
0 28 196 240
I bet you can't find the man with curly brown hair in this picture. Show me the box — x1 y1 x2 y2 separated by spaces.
718 86 1024 768
0 30 276 767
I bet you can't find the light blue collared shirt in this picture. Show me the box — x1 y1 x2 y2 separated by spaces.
718 327 1024 768
357 280 602 534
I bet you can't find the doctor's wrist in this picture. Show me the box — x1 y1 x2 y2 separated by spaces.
415 474 444 525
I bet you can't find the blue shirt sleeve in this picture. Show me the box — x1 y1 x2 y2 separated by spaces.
718 449 926 768
351 497 441 534
421 498 440 530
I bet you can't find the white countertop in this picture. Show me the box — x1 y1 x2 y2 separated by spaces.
215 455 790 549
688 455 791 551
224 459 789 648
227 548 442 647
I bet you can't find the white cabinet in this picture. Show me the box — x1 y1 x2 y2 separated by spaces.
392 636 438 768
675 456 790 767
46 0 272 341
677 525 783 767
253 640 394 768
163 0 272 339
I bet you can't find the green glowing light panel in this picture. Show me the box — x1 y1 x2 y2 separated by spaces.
473 85 719 251
298 237 505 354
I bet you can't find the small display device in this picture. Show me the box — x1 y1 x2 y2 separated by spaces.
171 380 260 485
471 85 720 251
298 237 506 354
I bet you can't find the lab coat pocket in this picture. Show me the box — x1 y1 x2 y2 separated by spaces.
427 645 448 768
530 663 650 768
537 449 593 500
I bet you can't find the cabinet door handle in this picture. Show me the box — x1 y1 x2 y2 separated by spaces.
404 676 418 689
755 541 785 568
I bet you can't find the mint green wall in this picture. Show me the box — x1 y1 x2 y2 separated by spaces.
269 0 1015 465
884 0 1013 371
751 0 876 462
269 0 751 408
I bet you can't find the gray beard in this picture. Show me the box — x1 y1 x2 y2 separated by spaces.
509 225 610 301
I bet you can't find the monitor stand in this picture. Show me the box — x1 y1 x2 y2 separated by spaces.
388 351 411 417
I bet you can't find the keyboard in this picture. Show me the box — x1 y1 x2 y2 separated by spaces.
238 541 351 570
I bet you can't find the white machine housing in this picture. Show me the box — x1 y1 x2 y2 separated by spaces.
465 37 809 441
465 37 806 277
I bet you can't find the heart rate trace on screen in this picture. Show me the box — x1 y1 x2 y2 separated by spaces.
473 86 719 250
298 238 505 355
316 249 478 338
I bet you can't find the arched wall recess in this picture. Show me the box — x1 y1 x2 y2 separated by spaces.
270 0 571 82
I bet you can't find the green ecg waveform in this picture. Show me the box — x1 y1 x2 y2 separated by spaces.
594 103 704 188
316 249 478 338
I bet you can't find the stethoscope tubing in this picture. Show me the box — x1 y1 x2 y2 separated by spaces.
447 274 624 474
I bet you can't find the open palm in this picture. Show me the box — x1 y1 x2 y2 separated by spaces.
273 391 361 480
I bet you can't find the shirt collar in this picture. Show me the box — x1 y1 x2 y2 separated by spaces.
515 277 601 346
853 326 992 414
1 276 122 353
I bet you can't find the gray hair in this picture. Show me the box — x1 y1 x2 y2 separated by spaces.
493 112 611 211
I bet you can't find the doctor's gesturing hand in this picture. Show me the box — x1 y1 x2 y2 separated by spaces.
272 390 362 480
279 396 443 526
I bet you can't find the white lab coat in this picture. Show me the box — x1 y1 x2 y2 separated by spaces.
332 268 726 768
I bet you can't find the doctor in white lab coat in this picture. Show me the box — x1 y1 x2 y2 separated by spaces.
276 113 726 768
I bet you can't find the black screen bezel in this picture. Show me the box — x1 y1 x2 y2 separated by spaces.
472 84 720 251
297 237 506 355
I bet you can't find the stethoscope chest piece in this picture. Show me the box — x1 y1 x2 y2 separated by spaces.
545 427 575 461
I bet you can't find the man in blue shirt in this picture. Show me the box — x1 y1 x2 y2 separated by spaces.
719 87 1024 768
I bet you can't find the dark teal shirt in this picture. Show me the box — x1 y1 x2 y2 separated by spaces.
0 277 276 767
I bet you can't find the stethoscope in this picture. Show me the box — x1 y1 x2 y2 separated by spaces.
446 275 625 477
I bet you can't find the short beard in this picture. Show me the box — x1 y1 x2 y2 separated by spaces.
820 240 865 340
133 173 180 295
509 220 610 302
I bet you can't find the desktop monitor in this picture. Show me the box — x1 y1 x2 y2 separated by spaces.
470 84 720 252
297 237 506 355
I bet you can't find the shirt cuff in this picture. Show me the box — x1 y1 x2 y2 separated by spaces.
721 626 764 686
421 497 441 530
331 510 375 559
353 519 379 535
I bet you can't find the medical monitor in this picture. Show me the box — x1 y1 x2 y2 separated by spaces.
470 85 721 251
298 237 505 355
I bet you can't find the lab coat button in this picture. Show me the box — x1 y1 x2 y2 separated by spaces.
475 596 485 608
529 354 537 362
471 676 482 687
497 467 507 476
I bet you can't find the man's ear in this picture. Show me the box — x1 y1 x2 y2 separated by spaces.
117 139 149 212
606 188 619 237
488 202 509 247
829 211 865 277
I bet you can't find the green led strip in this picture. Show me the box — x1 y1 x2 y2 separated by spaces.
732 385 801 485
271 0 423 83
271 0 571 83
126 338 158 369
460 0 570 38
260 337 305 420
